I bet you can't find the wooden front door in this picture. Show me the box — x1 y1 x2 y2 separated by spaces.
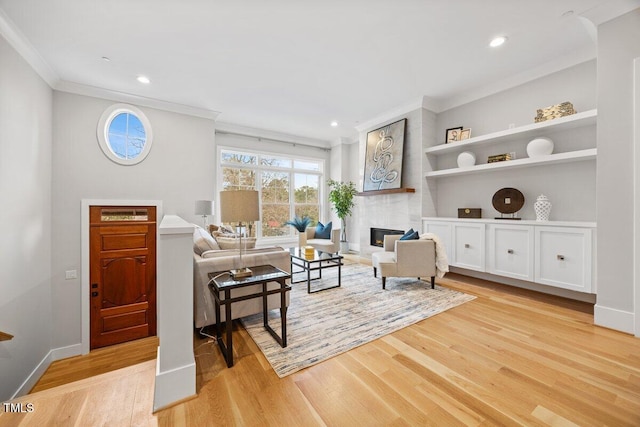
90 206 156 349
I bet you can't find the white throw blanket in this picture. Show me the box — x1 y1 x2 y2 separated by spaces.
419 232 449 278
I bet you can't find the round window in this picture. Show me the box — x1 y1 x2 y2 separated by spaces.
97 104 153 165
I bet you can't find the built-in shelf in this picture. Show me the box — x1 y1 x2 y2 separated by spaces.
356 188 416 196
425 148 597 178
425 109 597 156
0 331 14 341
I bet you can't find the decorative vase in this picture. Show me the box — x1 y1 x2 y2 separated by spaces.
534 194 552 221
457 151 476 168
298 230 307 248
527 137 554 157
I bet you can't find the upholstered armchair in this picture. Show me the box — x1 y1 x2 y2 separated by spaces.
371 234 437 289
305 226 341 254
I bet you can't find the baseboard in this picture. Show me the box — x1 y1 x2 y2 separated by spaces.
153 348 196 412
594 304 634 334
11 343 82 399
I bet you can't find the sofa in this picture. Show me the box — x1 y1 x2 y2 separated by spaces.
193 225 291 328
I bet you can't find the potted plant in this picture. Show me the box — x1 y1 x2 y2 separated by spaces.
285 215 312 247
327 179 357 253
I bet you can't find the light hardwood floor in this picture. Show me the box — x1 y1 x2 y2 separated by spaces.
3 270 640 426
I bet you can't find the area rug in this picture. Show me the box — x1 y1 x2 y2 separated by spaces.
241 262 475 377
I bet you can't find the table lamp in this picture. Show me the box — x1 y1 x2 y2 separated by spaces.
220 190 260 279
195 200 214 228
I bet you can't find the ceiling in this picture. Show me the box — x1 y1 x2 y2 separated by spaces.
0 0 636 143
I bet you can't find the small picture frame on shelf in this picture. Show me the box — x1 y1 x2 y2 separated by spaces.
459 129 471 140
445 127 463 143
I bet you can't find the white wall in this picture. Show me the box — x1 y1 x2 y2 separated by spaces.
433 61 597 221
595 8 640 333
0 34 53 399
51 91 216 349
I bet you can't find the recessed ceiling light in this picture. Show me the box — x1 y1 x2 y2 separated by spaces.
489 36 507 48
330 121 338 127
137 75 151 84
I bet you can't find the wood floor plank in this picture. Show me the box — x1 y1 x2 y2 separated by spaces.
7 266 640 426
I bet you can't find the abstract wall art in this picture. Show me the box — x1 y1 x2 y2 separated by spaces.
363 118 407 192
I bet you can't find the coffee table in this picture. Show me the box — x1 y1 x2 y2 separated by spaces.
208 265 290 367
289 247 343 293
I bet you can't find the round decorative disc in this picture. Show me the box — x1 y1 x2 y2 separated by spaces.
492 188 525 214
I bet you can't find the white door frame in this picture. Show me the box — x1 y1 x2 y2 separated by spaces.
80 199 162 354
634 57 640 337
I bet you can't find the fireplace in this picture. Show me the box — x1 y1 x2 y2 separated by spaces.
370 227 404 247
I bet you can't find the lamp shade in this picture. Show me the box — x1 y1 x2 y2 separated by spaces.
220 190 260 223
194 200 213 216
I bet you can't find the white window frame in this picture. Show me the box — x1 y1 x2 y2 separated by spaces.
96 103 153 166
218 146 325 242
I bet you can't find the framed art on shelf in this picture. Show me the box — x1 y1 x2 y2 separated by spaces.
445 127 463 143
459 129 471 140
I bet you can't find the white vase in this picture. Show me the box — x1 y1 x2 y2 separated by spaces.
457 151 476 168
298 230 307 248
527 137 554 157
534 194 552 221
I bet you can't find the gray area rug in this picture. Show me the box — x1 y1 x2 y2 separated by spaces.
241 262 475 377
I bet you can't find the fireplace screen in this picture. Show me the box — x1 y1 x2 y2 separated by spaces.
370 228 404 247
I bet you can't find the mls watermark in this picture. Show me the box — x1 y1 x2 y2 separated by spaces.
3 402 35 413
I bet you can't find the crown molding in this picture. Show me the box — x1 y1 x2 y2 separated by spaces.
580 0 640 26
0 8 59 87
215 121 332 149
56 81 220 120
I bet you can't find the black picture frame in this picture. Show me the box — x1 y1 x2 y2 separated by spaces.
445 126 463 144
363 118 407 192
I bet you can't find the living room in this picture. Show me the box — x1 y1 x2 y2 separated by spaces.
2 1 640 424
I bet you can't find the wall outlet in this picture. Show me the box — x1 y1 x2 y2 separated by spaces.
65 270 77 280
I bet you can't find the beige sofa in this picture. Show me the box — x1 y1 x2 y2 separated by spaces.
193 226 291 328
371 234 436 289
305 226 341 254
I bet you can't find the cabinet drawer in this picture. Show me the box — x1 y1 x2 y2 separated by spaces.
453 223 485 271
535 227 592 292
488 224 534 281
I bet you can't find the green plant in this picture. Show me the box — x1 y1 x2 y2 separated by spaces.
327 179 357 242
284 215 312 232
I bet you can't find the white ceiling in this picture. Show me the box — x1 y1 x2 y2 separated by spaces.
0 0 637 143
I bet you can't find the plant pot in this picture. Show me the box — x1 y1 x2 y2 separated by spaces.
340 241 349 254
298 231 307 248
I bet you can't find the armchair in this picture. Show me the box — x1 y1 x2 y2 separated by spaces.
371 234 437 289
305 226 341 254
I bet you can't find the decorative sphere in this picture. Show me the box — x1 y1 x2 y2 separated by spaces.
527 137 554 157
457 151 476 168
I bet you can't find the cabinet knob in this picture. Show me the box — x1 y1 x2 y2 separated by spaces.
557 255 565 261
507 249 514 254
464 244 470 249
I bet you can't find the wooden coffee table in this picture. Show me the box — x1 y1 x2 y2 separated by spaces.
289 247 343 293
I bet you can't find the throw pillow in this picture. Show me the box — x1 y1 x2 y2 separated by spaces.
400 228 418 240
314 221 332 239
216 236 257 250
193 225 220 255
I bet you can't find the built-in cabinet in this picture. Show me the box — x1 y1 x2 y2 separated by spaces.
423 218 596 294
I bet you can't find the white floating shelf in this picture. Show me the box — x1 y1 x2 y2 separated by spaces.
425 109 597 156
424 148 597 178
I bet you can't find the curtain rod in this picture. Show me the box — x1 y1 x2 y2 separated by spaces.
215 130 331 152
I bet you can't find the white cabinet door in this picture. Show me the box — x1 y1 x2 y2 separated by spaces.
488 224 534 281
423 221 453 263
453 223 485 271
535 227 593 292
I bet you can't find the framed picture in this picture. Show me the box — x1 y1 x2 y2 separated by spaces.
445 126 463 143
363 118 407 192
459 129 472 140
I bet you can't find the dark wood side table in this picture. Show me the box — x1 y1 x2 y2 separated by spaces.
208 265 291 367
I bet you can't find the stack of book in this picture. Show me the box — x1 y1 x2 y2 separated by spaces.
534 101 576 123
488 153 512 163
304 246 315 259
